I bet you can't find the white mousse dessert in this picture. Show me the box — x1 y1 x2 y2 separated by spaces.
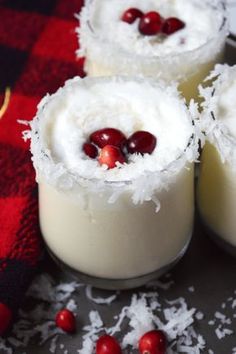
29 76 199 289
198 64 236 253
77 0 228 101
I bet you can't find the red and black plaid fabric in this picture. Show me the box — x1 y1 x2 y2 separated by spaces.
0 0 85 332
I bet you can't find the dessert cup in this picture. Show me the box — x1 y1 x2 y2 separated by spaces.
197 64 236 256
28 76 199 289
77 0 228 102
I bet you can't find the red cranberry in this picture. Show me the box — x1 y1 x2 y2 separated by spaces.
138 330 167 354
126 131 157 155
96 334 122 354
0 303 12 335
77 56 86 77
98 145 126 169
55 309 76 333
83 142 98 159
162 17 185 35
90 128 127 149
139 12 163 36
77 56 85 67
121 8 143 24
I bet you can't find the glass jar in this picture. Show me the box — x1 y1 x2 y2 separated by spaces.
39 162 194 289
29 76 199 289
77 0 228 102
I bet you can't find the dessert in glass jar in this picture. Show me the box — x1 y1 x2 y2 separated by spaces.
76 0 228 102
197 64 236 256
28 76 199 289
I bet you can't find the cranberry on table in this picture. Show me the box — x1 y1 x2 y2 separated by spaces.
138 330 167 354
0 303 12 335
55 309 76 333
139 12 163 36
126 131 157 155
162 17 185 35
121 8 143 24
90 128 127 149
83 142 98 159
98 145 126 169
96 334 122 354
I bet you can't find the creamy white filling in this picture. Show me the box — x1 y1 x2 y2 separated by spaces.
82 0 224 57
37 77 194 182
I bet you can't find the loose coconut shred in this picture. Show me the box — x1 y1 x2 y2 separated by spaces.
1 273 235 353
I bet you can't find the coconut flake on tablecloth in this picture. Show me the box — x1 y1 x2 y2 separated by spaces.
85 285 117 305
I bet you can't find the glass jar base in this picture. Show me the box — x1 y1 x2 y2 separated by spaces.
46 238 191 290
199 213 236 258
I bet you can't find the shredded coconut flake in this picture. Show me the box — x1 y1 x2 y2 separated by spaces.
49 336 58 353
195 312 204 320
188 286 195 293
85 285 117 305
2 273 236 353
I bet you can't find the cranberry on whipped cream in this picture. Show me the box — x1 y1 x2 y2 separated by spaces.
162 17 185 35
121 8 143 24
127 131 157 155
98 145 126 169
138 11 164 36
90 128 126 149
122 7 185 37
83 142 98 159
84 128 157 169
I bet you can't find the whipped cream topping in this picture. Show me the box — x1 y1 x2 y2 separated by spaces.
78 0 225 58
31 77 195 180
200 64 236 165
29 76 199 204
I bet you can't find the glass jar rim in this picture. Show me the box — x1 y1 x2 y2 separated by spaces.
209 110 236 147
46 133 196 186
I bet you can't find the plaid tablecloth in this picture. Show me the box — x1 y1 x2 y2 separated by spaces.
0 0 84 333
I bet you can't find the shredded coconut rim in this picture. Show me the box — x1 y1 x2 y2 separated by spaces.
199 63 236 166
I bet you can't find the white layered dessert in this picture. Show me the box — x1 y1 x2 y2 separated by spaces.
29 76 199 288
198 64 236 251
77 0 228 101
